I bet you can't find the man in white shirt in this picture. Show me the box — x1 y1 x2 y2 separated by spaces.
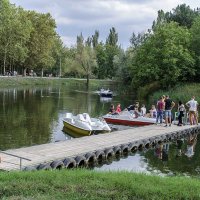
186 96 198 125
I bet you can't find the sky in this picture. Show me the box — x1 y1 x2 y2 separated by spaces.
10 0 199 48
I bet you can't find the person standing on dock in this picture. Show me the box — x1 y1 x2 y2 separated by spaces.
186 96 198 125
164 95 175 127
156 96 165 124
177 101 185 126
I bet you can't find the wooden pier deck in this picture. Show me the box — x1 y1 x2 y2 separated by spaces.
0 124 200 171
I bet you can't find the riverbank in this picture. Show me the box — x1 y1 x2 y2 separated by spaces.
149 83 200 103
0 170 199 199
0 77 114 88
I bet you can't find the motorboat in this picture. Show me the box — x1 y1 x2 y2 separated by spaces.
63 113 111 136
103 110 158 126
98 88 113 98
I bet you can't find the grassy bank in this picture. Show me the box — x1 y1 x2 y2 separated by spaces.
0 170 200 199
0 77 114 89
149 83 200 103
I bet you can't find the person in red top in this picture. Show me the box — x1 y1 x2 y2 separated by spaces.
156 96 165 124
116 103 121 113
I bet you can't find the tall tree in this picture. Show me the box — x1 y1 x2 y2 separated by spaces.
153 4 200 30
24 11 57 76
92 30 99 48
166 4 199 28
190 16 200 80
105 27 120 78
0 0 31 75
75 34 97 87
95 42 106 79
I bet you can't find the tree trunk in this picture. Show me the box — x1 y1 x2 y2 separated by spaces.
86 74 89 89
3 48 7 75
23 68 27 76
41 68 43 77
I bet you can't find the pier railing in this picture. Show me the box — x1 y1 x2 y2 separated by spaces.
0 151 31 170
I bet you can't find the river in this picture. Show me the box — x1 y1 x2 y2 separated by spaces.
0 84 199 177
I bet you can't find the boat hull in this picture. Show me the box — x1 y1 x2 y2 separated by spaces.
63 120 91 136
100 93 113 98
103 116 155 126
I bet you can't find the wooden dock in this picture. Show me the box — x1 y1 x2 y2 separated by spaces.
0 124 200 171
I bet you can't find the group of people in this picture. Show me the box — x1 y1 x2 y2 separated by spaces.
109 103 121 115
108 95 198 126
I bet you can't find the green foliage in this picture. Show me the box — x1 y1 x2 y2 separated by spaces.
165 4 199 28
24 11 57 74
0 0 32 74
190 16 200 80
129 22 195 89
65 28 122 81
0 0 60 76
153 4 199 29
149 83 200 104
94 43 107 79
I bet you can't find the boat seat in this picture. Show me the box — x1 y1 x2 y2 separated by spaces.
66 113 73 118
77 114 87 122
83 113 92 125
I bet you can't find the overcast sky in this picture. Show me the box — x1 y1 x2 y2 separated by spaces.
10 0 199 48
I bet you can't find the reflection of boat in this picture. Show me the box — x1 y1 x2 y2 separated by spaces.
103 111 157 126
100 97 112 103
98 89 113 98
63 113 111 136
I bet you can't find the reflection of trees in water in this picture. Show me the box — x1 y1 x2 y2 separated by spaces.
0 83 136 151
144 134 200 176
0 87 59 150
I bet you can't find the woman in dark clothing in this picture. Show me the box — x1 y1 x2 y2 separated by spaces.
109 104 119 115
178 101 185 126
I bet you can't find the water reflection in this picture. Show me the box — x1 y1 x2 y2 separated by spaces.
0 84 124 150
100 97 112 103
185 134 197 158
94 133 200 177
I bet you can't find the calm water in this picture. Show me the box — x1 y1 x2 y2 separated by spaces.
0 84 133 150
0 84 199 177
95 133 200 177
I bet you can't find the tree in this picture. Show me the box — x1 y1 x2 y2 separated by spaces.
75 34 97 87
24 11 57 76
153 4 200 30
95 42 107 79
50 35 66 77
92 30 99 48
131 22 195 89
0 0 32 75
190 16 200 80
130 32 147 49
166 4 199 28
105 27 120 78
